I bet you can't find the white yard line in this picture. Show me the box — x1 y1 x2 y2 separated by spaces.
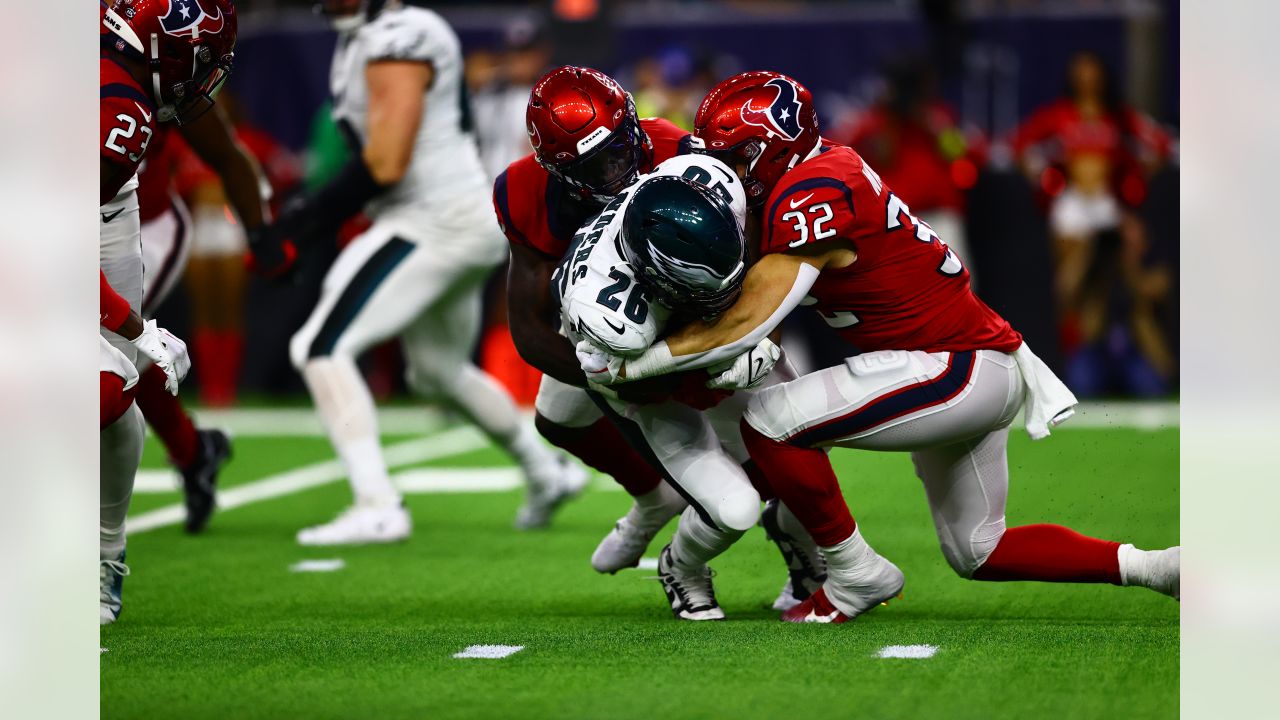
453 645 525 659
172 401 1177 438
127 426 488 535
289 559 346 573
393 467 524 493
877 644 938 659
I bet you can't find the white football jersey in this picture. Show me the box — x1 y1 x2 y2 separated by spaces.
330 5 488 217
555 154 748 358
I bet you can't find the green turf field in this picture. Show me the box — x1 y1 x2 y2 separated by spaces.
101 411 1179 720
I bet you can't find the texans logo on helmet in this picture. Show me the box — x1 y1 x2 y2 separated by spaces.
739 78 804 140
159 0 225 39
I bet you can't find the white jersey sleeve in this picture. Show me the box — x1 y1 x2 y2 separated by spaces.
361 10 448 63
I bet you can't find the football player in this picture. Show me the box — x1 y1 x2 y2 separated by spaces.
493 66 691 572
585 71 1180 623
132 105 272 534
560 154 825 619
99 0 237 623
253 0 585 545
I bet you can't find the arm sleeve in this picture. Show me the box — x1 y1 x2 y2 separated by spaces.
625 263 820 377
100 271 132 334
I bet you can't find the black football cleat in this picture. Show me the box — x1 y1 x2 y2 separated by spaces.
181 429 232 534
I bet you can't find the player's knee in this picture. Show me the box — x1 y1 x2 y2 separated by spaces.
534 412 581 449
939 521 1006 579
288 329 315 371
715 486 762 532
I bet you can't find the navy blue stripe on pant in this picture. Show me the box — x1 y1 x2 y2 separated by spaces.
585 391 721 531
308 236 415 359
790 351 977 448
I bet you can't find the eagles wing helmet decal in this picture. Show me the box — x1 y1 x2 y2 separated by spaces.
160 0 225 39
739 78 804 140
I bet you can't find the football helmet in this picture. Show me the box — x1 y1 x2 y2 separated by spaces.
692 71 820 205
620 175 746 319
527 66 652 202
102 0 237 124
317 0 389 32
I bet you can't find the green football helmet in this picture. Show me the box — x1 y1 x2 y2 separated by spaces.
620 175 746 319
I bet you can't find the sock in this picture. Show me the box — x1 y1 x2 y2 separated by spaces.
135 364 199 468
303 357 400 506
100 372 136 429
972 524 1122 584
669 505 745 572
741 420 856 547
535 415 663 497
101 404 145 559
626 481 687 533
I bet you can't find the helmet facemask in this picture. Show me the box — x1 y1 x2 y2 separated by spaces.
155 40 234 124
543 97 649 203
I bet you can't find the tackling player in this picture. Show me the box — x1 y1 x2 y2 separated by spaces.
99 0 237 623
493 66 691 573
254 0 584 545
585 71 1180 623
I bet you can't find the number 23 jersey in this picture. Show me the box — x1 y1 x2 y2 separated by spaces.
761 144 1022 354
555 154 749 357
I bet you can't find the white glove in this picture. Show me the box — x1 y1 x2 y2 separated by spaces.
576 339 625 385
706 337 781 390
131 319 191 395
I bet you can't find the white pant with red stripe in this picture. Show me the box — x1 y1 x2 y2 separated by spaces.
745 348 1026 576
140 195 192 317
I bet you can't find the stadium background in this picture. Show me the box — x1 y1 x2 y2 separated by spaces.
149 0 1181 408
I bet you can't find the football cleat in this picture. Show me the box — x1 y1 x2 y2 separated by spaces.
181 428 232 534
1122 544 1180 600
761 500 827 611
782 548 904 624
100 551 130 626
592 515 658 574
656 544 725 621
514 453 589 530
296 503 411 546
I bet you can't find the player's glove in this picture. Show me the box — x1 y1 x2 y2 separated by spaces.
245 224 298 280
130 319 191 395
576 339 625 384
706 337 781 390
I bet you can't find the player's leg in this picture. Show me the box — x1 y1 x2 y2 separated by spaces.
914 428 1179 596
533 376 685 571
400 265 588 530
100 402 144 625
137 198 231 533
288 226 440 545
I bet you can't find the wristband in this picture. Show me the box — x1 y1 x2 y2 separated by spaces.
623 341 675 381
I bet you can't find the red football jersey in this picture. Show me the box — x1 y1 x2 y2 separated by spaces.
761 144 1022 354
493 117 689 260
100 53 158 204
136 124 176 222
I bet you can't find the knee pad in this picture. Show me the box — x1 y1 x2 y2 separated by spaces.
938 519 1006 579
288 328 314 371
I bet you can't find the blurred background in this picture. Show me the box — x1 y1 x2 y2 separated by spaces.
152 0 1179 407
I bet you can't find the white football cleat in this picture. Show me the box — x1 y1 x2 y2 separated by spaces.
656 544 725 621
100 551 130 626
514 452 589 530
296 503 411 546
783 530 903 623
592 515 658 574
1120 544 1180 600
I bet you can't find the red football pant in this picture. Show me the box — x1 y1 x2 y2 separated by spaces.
535 415 662 497
741 420 856 547
135 363 199 468
974 524 1122 584
100 372 137 429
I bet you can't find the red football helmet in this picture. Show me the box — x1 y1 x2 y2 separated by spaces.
102 0 238 124
526 66 653 201
692 71 820 205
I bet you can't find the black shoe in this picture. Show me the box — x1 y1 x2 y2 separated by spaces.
181 429 232 534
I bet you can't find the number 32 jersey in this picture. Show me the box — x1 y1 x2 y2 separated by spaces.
762 144 1022 354
556 155 748 357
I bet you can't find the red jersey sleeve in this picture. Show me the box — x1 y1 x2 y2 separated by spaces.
761 153 862 256
493 155 567 258
638 117 691 163
100 57 158 200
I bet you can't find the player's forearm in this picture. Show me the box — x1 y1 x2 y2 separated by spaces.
100 271 142 338
511 320 586 388
218 150 269 230
627 262 819 377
